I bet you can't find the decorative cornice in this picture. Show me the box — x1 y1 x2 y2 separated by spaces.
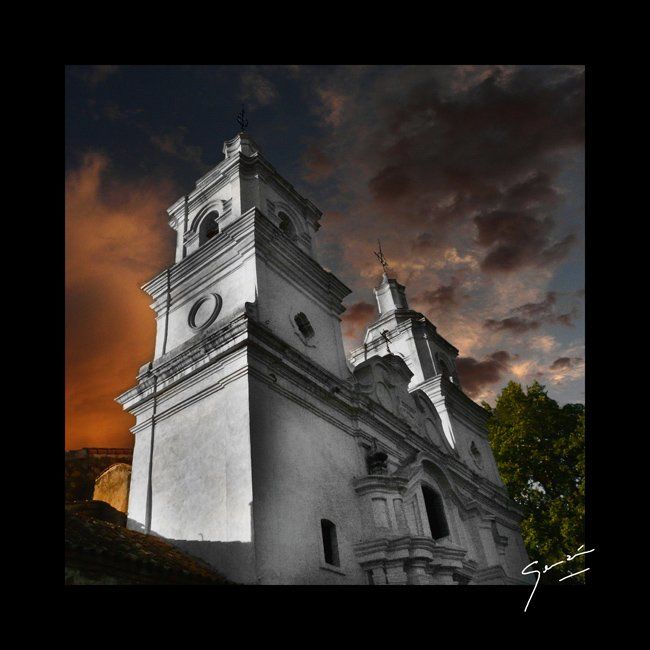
144 209 350 322
353 475 410 497
354 536 467 569
254 212 351 311
416 375 490 433
115 307 252 410
167 145 323 232
355 310 459 359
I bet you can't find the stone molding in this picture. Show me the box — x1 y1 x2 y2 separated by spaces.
167 138 322 236
146 208 351 327
354 536 470 585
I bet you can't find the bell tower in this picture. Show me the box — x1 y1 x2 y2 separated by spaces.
150 131 350 377
117 131 352 582
349 270 505 488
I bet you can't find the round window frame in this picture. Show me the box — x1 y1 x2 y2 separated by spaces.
188 293 223 330
288 309 318 348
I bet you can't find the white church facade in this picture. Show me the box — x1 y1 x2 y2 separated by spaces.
116 131 531 585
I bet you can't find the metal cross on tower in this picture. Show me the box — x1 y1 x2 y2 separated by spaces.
373 240 390 274
236 104 249 132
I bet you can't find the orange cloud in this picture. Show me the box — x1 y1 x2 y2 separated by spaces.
341 301 376 351
65 153 177 450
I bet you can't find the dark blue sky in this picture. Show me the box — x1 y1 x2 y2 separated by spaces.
66 65 331 194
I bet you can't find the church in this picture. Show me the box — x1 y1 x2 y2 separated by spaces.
116 130 532 585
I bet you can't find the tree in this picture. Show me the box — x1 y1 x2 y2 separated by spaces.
483 380 585 583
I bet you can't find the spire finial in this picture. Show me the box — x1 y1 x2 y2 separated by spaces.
373 239 390 275
236 104 249 132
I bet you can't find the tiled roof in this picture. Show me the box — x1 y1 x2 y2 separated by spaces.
65 505 229 584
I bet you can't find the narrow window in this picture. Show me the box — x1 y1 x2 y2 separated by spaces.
321 519 340 566
422 485 449 540
470 441 483 468
278 212 296 238
294 312 315 339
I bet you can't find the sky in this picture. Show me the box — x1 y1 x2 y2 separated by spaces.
65 65 585 451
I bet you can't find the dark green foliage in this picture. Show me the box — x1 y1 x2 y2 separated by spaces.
484 381 585 583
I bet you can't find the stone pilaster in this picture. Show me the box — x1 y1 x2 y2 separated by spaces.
406 558 432 585
432 566 457 585
368 565 388 585
385 560 408 585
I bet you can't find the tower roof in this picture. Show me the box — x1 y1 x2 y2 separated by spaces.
223 131 261 159
374 273 409 315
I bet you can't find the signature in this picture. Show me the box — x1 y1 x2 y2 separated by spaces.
521 545 595 612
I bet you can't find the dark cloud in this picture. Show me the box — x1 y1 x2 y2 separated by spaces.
415 277 463 310
549 356 582 370
303 143 335 184
150 127 205 168
503 171 562 211
412 232 435 254
484 315 541 334
475 208 575 273
484 292 578 334
369 166 412 201
328 65 583 272
82 65 120 87
473 171 573 272
103 103 144 123
456 350 514 397
239 67 279 108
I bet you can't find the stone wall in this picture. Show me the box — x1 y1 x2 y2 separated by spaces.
93 463 132 513
65 448 133 503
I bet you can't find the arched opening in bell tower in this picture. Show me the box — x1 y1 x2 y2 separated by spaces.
278 211 296 238
198 210 220 246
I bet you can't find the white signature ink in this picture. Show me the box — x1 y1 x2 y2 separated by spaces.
521 544 595 612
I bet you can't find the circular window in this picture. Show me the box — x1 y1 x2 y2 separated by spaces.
294 312 315 339
188 293 222 330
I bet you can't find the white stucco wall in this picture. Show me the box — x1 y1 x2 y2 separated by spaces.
125 350 257 583
154 252 258 360
249 375 366 584
255 257 350 380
